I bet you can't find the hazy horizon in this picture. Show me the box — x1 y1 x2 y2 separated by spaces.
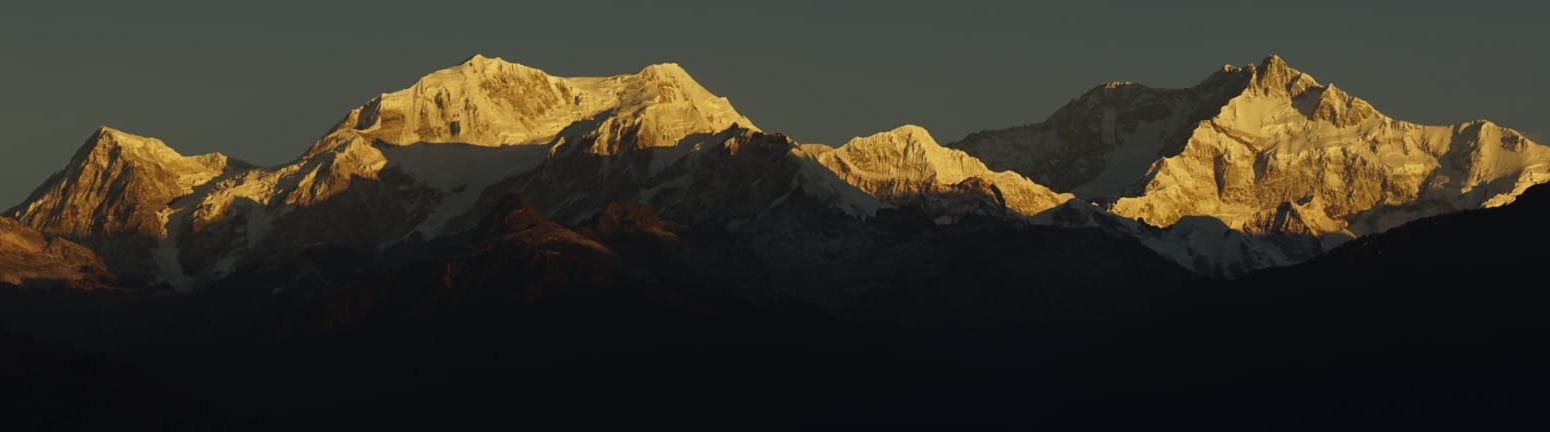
3 0 1546 206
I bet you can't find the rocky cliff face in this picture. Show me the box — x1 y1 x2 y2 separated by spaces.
10 127 235 239
818 125 1073 221
6 128 239 283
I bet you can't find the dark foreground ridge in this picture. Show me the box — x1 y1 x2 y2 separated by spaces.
5 184 1550 429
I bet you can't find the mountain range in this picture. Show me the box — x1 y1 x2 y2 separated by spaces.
4 54 1549 427
5 54 1543 291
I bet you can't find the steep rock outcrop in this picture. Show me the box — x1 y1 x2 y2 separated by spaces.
0 217 110 288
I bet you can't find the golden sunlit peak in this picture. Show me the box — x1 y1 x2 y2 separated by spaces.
86 126 152 147
94 125 125 136
460 53 501 64
456 54 536 71
637 62 693 80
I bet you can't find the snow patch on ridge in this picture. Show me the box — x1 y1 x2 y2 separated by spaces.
151 208 193 292
792 149 889 218
381 143 549 237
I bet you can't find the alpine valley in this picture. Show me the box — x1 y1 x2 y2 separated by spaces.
4 55 1548 428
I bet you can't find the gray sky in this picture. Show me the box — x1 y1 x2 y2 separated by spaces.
3 0 1546 207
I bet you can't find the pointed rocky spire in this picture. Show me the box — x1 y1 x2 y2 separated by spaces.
1308 83 1379 127
1250 54 1319 96
460 53 496 65
1260 54 1291 77
83 126 142 152
73 126 190 163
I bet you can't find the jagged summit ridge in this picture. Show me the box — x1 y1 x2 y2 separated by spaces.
481 125 886 228
1246 54 1319 96
952 64 1252 198
947 55 1550 275
1109 56 1550 237
317 54 754 156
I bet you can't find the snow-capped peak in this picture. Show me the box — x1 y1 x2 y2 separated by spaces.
459 53 512 66
636 62 693 81
320 55 754 160
77 126 227 169
952 54 1550 276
